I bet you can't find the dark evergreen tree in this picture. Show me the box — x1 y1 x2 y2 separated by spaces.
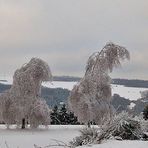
50 104 80 125
58 104 69 124
143 105 148 120
50 105 60 124
67 112 80 125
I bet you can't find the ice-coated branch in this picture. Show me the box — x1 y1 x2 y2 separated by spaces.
68 42 130 124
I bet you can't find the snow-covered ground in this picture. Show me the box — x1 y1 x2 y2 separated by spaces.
0 77 148 101
0 125 147 148
0 125 80 148
79 140 148 148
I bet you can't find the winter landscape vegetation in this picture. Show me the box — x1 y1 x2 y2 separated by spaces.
0 0 148 148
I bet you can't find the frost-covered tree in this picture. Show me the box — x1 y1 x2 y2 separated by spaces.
0 58 52 128
68 42 130 124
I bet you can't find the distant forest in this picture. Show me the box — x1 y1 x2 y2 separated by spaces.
0 77 148 115
53 76 81 82
112 79 148 88
53 76 148 88
0 83 70 108
1 76 148 88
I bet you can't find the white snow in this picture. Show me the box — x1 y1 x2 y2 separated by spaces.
112 84 148 101
79 140 148 148
0 125 81 148
0 77 77 90
42 81 77 90
0 77 13 85
0 77 148 100
128 102 136 109
0 125 147 148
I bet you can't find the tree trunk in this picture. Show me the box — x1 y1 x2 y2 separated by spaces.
87 121 91 128
22 118 25 129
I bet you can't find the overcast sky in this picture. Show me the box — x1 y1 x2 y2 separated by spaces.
0 0 148 79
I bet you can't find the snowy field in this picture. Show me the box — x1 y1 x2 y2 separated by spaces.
0 125 80 148
0 125 147 148
0 77 148 101
111 84 148 101
44 82 148 100
80 140 148 148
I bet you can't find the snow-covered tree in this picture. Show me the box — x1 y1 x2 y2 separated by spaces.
0 58 52 128
68 42 130 124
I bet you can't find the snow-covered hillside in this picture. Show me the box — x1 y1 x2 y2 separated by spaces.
111 84 147 101
0 125 147 148
45 82 148 101
43 81 77 90
0 77 147 101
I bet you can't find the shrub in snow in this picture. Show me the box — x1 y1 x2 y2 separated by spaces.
141 120 148 132
0 58 52 128
68 42 130 124
97 112 148 143
70 112 148 147
70 127 98 147
134 114 148 132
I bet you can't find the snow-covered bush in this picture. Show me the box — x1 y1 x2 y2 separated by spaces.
70 127 98 147
0 58 52 128
70 112 148 147
134 114 148 132
97 112 146 142
98 112 148 143
68 42 130 124
140 120 148 133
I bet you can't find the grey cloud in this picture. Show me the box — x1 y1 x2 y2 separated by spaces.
0 0 148 79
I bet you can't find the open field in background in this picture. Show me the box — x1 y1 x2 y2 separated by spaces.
0 77 148 101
